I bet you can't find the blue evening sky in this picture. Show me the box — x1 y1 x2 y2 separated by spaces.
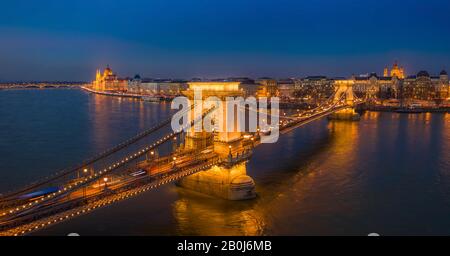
1 0 450 81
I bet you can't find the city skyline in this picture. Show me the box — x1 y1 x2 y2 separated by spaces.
1 0 450 81
1 0 450 241
0 61 447 83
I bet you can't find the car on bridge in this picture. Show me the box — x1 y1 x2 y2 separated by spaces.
18 187 61 201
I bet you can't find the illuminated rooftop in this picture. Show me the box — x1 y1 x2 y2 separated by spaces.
187 81 241 92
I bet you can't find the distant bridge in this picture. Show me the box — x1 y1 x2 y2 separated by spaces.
1 83 84 89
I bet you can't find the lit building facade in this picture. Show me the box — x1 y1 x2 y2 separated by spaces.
352 67 449 104
294 76 335 102
353 73 401 100
235 78 259 98
92 65 128 92
256 78 278 98
402 70 449 101
127 75 187 96
277 79 296 100
437 70 450 99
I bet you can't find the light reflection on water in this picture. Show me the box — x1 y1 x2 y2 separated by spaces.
173 189 265 236
0 89 449 235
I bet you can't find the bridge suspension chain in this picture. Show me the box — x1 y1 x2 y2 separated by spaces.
0 106 216 218
1 157 222 236
0 104 198 201
239 90 347 122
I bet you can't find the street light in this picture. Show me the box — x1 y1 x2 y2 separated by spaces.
103 177 108 189
79 168 89 179
172 157 177 168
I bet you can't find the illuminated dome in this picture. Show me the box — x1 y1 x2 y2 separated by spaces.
104 65 113 76
417 71 430 77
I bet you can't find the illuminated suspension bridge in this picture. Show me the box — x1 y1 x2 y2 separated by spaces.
0 80 363 236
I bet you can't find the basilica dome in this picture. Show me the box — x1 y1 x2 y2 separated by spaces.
417 71 430 77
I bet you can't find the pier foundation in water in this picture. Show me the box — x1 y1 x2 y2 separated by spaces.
177 162 256 200
328 108 361 121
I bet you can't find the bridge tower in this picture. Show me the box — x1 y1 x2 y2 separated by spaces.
182 82 244 154
329 80 361 121
176 82 256 200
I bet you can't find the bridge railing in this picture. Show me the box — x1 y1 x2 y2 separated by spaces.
0 104 200 201
0 154 223 234
0 106 217 218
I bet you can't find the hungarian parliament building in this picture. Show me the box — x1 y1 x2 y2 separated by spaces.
92 65 128 92
91 65 185 96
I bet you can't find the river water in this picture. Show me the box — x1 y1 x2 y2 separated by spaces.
0 89 449 235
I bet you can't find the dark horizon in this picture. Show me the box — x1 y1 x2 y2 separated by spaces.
1 0 450 81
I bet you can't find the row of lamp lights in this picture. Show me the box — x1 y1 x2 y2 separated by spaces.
12 159 219 236
1 131 180 217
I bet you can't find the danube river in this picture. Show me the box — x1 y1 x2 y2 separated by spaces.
0 89 449 236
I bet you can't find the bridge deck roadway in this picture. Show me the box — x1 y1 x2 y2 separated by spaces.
0 157 222 236
0 99 361 236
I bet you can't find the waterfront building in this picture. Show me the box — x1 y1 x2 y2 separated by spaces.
234 78 259 98
128 76 187 96
353 61 406 100
402 71 433 101
402 70 449 102
140 80 159 94
294 76 334 102
127 74 142 93
437 70 449 100
157 81 187 96
352 73 401 100
277 79 296 100
352 65 449 105
92 65 128 92
256 78 278 98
